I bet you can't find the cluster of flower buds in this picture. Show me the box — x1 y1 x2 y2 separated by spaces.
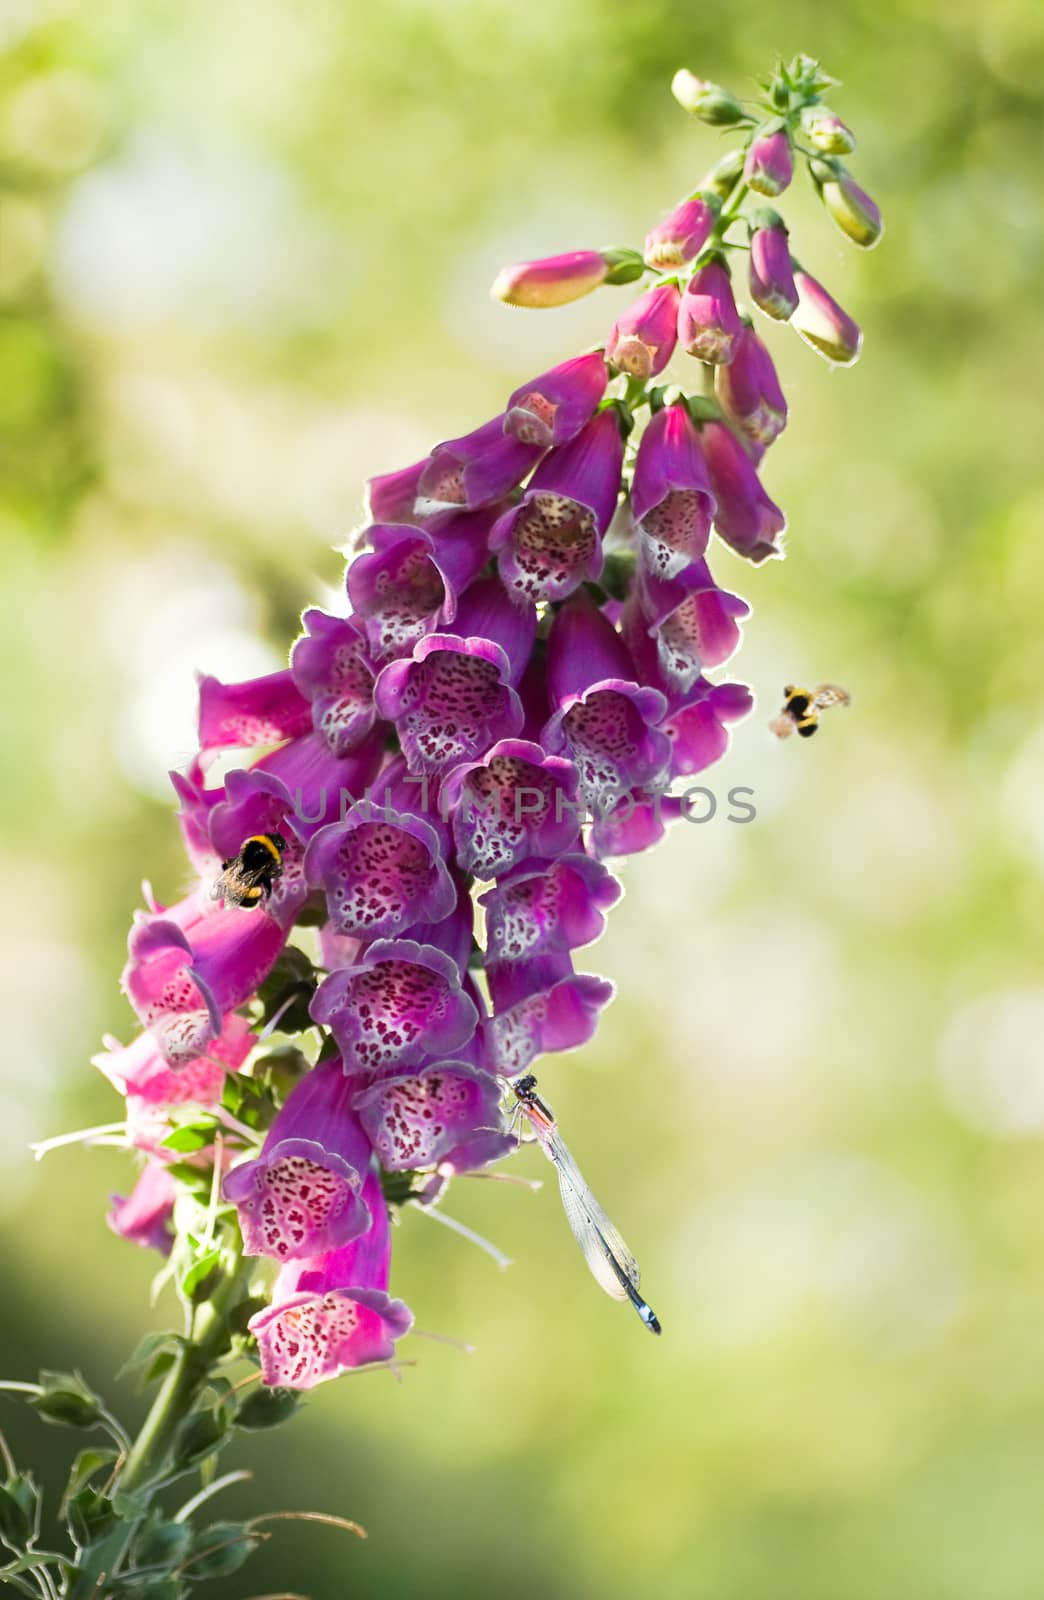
98 54 879 1391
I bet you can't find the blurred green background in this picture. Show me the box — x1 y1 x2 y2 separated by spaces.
2 0 1043 1595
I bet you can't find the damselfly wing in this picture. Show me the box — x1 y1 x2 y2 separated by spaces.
513 1075 661 1335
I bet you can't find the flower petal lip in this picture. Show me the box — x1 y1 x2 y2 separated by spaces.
309 939 479 1071
290 609 377 756
441 737 581 880
303 804 456 942
503 351 608 448
479 853 622 963
374 634 525 776
700 419 786 562
715 323 788 450
352 1060 509 1172
197 669 312 762
605 283 681 379
677 258 743 364
415 414 544 515
484 952 615 1076
630 401 715 581
643 195 719 271
248 1171 412 1387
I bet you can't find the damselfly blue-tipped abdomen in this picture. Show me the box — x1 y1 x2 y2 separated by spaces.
512 1075 661 1336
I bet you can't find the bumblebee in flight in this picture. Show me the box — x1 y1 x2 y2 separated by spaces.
213 832 287 909
770 683 851 740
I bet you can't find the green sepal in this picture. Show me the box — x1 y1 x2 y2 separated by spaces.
117 1332 188 1389
186 1521 262 1579
598 552 638 602
62 1447 119 1513
682 394 725 425
106 1576 185 1599
29 1370 103 1429
0 1476 37 1551
235 1384 302 1430
179 1249 223 1304
227 1294 269 1337
747 205 786 234
66 1485 118 1550
172 1407 230 1473
0 1551 70 1589
315 1031 341 1064
600 247 647 286
133 1510 194 1568
256 945 317 1035
251 1045 311 1105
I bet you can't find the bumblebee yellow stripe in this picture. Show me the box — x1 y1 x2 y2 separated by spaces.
246 834 282 863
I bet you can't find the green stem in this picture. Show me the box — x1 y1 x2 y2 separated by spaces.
713 177 750 240
67 1264 247 1600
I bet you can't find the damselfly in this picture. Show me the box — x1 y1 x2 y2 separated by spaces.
513 1074 661 1335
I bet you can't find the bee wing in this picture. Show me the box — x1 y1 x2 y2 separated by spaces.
550 1141 641 1302
769 714 796 739
811 684 850 712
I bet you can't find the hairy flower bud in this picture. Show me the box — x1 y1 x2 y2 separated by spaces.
800 103 857 155
809 159 883 249
744 124 793 197
643 195 719 270
791 266 863 364
605 283 680 378
748 211 798 320
492 250 609 308
671 69 745 126
715 323 788 450
678 257 742 364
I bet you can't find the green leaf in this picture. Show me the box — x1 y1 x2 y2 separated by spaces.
186 1520 262 1579
29 1369 103 1428
235 1385 301 1431
62 1447 119 1513
161 1121 216 1155
163 1162 214 1198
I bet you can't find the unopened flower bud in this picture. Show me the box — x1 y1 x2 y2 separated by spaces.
809 159 883 250
699 148 745 201
791 266 862 365
606 283 680 378
671 69 745 126
715 323 787 450
643 195 719 270
678 257 742 364
744 124 793 197
748 211 798 321
800 103 856 155
492 250 608 309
